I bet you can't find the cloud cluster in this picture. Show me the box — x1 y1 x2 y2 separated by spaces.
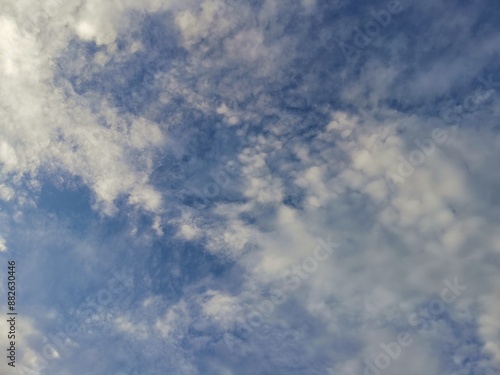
1 0 500 374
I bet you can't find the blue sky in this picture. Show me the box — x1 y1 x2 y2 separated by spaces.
0 0 500 374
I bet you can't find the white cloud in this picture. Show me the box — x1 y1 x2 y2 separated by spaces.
200 291 241 329
0 0 200 217
179 224 199 240
0 0 498 374
114 315 150 340
188 102 500 373
0 236 6 252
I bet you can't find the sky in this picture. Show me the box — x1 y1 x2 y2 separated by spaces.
0 0 499 374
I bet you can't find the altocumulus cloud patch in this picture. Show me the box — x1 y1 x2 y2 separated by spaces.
0 0 500 375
